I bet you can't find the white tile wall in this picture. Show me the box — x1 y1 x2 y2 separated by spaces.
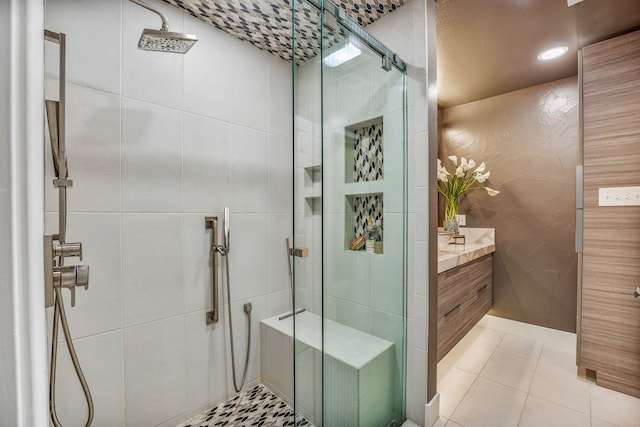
268 133 294 213
267 214 293 294
229 40 269 131
269 57 293 137
46 84 121 213
50 331 125 427
124 316 186 426
182 114 230 213
183 18 232 122
229 125 269 213
227 214 268 302
184 310 228 411
121 98 183 212
122 213 183 326
45 0 122 94
45 1 294 424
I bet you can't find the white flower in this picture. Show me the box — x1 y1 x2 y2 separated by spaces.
467 158 476 170
437 155 499 208
474 171 490 183
437 159 451 182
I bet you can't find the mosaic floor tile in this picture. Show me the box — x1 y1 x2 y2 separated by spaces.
180 384 312 427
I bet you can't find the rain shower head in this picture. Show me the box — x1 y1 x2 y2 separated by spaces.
129 0 198 54
138 28 198 54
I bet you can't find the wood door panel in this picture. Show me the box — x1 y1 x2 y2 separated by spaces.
581 29 640 398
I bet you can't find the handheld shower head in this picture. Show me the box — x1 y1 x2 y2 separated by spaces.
224 207 230 252
45 99 68 178
45 100 61 177
129 0 197 54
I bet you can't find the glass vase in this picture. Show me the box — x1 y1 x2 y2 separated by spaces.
443 197 459 233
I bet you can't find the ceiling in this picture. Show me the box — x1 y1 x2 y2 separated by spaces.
436 0 640 108
162 0 640 107
162 0 404 63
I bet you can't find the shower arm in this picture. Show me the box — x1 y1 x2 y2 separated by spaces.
129 0 169 31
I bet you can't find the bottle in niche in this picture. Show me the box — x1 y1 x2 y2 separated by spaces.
366 218 377 254
374 218 383 254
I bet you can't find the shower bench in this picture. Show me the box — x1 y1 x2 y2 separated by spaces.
261 311 399 427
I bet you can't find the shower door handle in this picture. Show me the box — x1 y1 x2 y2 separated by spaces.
288 247 309 258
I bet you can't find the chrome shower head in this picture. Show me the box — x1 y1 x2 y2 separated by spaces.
129 0 197 54
138 28 198 54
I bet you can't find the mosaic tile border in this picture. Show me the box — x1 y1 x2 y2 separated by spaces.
179 384 312 427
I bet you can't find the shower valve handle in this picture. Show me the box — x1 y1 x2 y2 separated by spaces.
53 264 89 307
53 241 83 261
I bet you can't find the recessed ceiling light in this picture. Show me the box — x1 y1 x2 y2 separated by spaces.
537 46 569 61
323 42 361 68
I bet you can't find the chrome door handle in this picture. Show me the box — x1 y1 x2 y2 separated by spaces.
635 287 640 298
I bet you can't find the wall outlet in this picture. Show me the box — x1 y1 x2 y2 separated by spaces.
598 186 640 206
457 214 466 226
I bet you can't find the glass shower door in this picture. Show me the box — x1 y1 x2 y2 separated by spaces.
293 1 407 425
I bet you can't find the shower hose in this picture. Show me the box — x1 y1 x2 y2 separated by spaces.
222 248 251 393
50 285 94 427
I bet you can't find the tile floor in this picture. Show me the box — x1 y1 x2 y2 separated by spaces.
179 384 312 427
435 315 640 427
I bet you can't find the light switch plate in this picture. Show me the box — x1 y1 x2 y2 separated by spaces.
457 214 466 226
598 186 640 206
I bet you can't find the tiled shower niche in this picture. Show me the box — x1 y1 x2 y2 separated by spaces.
346 193 384 252
345 117 384 183
344 117 384 253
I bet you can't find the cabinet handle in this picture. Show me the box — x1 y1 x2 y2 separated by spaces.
477 283 489 293
444 303 461 317
634 286 640 298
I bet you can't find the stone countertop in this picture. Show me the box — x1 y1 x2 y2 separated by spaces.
438 227 495 273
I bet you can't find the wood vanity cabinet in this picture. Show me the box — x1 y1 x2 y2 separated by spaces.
437 254 493 361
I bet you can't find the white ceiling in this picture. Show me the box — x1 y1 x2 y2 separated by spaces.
436 0 640 108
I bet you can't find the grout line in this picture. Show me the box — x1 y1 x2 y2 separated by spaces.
119 1 126 424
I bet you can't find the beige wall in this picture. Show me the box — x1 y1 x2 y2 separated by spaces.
439 77 578 333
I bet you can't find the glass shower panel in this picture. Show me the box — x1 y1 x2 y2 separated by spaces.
321 13 406 427
292 0 324 425
292 1 406 425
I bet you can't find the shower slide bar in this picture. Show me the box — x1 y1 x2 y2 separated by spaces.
205 215 222 324
205 207 231 324
44 29 94 427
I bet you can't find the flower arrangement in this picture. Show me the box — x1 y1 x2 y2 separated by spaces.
437 155 500 232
